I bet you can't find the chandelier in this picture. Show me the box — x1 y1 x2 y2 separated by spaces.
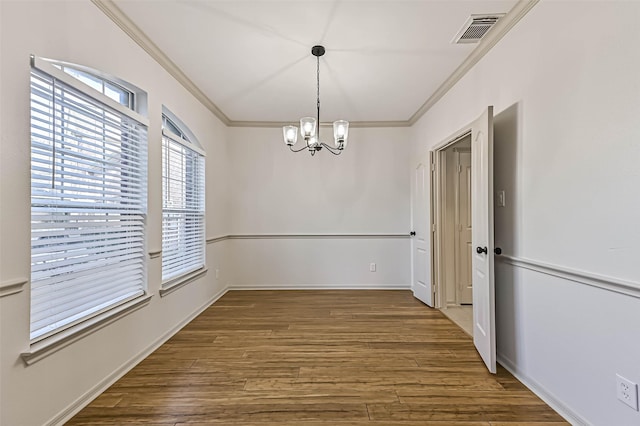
282 45 349 156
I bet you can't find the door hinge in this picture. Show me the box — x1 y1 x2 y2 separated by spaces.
458 164 462 173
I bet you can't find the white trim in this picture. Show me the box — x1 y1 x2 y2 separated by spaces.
210 233 410 241
228 283 411 290
22 294 153 365
498 355 589 426
228 120 411 128
159 267 208 297
31 55 149 126
499 255 640 299
162 129 206 157
207 234 410 244
230 233 410 239
46 287 229 426
206 235 230 244
408 0 539 125
90 0 231 126
430 125 475 310
0 277 28 297
229 284 411 290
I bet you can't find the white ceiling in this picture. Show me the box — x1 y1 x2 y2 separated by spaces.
112 0 519 124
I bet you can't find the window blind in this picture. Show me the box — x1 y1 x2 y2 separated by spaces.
30 68 148 341
161 131 205 283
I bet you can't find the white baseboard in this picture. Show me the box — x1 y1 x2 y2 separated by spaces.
497 354 590 426
48 286 229 426
227 283 411 290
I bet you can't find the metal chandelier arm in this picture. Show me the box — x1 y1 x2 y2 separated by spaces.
289 144 308 153
319 142 342 155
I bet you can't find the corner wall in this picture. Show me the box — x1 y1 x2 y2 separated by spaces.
0 2 230 425
410 2 640 424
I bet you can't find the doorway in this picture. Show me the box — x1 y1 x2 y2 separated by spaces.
435 134 473 336
433 134 473 336
424 106 496 373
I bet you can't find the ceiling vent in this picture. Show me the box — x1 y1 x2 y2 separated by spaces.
452 14 505 44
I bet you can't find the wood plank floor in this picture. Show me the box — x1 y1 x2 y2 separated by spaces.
68 290 567 425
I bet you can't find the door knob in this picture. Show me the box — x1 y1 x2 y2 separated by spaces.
410 231 416 236
476 246 488 254
494 247 502 255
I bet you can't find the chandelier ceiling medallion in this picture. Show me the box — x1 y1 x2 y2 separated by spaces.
283 45 349 156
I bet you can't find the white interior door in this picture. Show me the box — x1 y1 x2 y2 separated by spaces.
411 158 432 307
471 106 496 373
456 150 473 304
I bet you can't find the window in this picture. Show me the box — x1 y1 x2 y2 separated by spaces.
30 57 148 342
161 110 205 285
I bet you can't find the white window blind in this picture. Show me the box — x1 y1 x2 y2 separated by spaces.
30 67 148 341
161 129 205 283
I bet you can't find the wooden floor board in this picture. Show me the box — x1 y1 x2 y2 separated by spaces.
67 290 567 425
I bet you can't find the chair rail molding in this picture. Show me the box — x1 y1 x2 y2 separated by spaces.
208 233 410 243
499 255 640 299
0 277 28 298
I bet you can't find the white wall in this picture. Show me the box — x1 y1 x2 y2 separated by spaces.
411 1 640 424
0 1 230 425
227 127 411 288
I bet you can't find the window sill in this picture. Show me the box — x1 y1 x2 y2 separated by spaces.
159 267 208 298
21 294 152 365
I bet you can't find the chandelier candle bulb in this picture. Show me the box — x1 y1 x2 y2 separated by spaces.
283 125 298 146
333 120 349 149
300 117 317 139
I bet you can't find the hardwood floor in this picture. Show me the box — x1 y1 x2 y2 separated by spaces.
68 290 567 425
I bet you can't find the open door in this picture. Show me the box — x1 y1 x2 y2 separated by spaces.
411 156 432 307
471 106 496 373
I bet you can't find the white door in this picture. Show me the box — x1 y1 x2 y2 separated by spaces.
471 106 496 373
456 150 473 304
411 158 432 307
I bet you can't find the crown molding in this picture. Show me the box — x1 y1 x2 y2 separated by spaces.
227 120 411 128
91 0 231 126
408 0 539 125
93 0 537 129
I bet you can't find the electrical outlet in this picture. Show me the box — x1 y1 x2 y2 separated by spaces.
616 374 639 410
215 269 220 279
369 263 376 272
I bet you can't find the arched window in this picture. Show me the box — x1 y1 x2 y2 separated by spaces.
29 56 148 341
161 108 205 286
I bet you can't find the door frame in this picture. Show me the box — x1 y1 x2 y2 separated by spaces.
431 129 473 309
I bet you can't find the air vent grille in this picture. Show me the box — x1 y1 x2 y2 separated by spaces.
453 14 505 44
